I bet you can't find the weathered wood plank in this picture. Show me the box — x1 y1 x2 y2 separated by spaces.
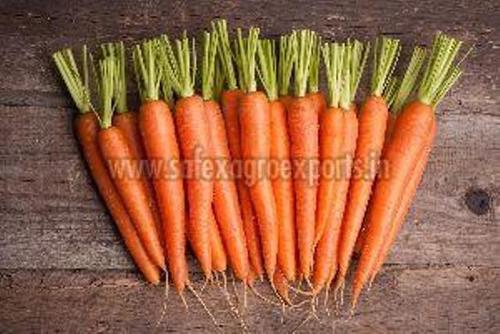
0 267 498 333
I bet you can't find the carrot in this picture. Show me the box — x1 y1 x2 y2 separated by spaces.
100 42 164 247
367 47 430 283
313 41 369 292
93 55 165 270
202 30 249 280
235 27 279 280
134 40 188 292
287 30 318 280
307 35 327 117
209 206 228 273
214 20 265 280
162 34 214 279
336 37 400 290
352 33 463 308
273 269 291 305
52 48 160 284
257 38 297 282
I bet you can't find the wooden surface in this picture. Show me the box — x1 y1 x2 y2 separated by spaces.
0 0 499 332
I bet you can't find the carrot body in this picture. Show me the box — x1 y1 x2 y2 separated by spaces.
75 113 160 284
98 126 165 269
337 96 388 283
269 100 296 282
205 99 249 280
352 100 435 306
175 95 214 278
221 89 264 279
307 91 326 116
209 207 228 273
239 91 279 279
315 107 344 243
138 100 188 292
385 112 397 141
370 122 436 283
326 106 358 287
288 96 319 279
312 107 344 291
113 112 164 246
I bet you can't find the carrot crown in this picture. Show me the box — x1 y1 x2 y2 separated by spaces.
101 42 128 113
418 32 463 108
257 39 278 101
52 46 93 114
322 42 345 108
346 39 370 107
291 30 315 98
96 55 116 129
213 55 225 101
370 37 400 97
133 40 162 102
277 34 295 97
213 19 238 91
160 33 197 99
234 27 260 93
308 35 322 94
387 46 427 114
201 31 219 101
382 76 399 110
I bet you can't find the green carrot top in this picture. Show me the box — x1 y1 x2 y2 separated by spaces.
133 39 162 103
213 19 238 91
308 35 321 94
370 36 400 97
160 32 197 99
418 32 463 108
101 41 128 113
384 46 427 114
257 39 278 101
291 29 315 98
52 46 93 114
277 33 295 97
347 39 370 107
96 55 116 129
234 27 260 93
201 31 219 101
322 41 345 108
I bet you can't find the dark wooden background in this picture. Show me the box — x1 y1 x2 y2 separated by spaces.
1 0 499 332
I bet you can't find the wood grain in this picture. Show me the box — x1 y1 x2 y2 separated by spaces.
0 0 498 332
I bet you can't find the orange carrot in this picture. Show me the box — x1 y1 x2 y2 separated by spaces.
273 269 291 305
53 48 161 284
288 30 318 280
134 40 188 292
94 55 165 270
101 42 164 247
257 38 297 282
352 33 463 308
318 40 369 292
369 122 436 284
215 20 265 280
312 41 347 291
162 35 214 279
202 30 249 280
235 27 279 280
336 37 400 290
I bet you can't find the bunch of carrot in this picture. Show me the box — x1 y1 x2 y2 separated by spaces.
53 19 465 313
